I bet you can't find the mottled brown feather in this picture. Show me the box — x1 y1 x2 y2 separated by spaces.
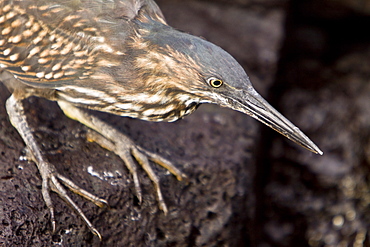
0 0 166 88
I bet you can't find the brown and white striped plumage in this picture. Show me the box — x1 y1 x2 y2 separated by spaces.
1 1 109 84
0 0 218 122
1 0 323 152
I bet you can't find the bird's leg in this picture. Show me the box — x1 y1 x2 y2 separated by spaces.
57 100 187 214
5 94 107 239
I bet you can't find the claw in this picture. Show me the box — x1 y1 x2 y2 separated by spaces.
131 148 168 214
41 174 56 233
57 174 108 208
138 147 188 182
119 149 143 204
47 173 106 238
51 208 56 234
92 228 103 241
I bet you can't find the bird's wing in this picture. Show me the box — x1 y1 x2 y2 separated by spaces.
114 0 166 23
0 0 166 88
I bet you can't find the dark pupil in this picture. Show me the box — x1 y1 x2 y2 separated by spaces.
212 80 222 87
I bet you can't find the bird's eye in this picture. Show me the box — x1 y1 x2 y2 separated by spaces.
208 77 223 88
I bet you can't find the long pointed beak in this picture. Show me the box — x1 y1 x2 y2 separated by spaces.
224 88 323 155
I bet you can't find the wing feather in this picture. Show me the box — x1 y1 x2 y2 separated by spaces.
0 0 167 88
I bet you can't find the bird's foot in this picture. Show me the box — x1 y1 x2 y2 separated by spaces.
6 95 107 238
37 160 107 240
86 129 188 214
58 101 188 214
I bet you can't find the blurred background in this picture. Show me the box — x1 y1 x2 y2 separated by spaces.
158 0 370 246
1 0 370 246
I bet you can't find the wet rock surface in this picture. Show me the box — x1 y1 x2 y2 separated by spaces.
1 0 369 246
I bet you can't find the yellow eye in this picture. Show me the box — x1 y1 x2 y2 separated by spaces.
208 77 223 88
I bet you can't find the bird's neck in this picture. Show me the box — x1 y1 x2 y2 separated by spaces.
103 27 204 122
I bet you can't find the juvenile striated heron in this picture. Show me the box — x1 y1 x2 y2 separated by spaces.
0 0 323 238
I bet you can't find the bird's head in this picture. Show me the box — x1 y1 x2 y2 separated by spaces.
129 25 322 155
